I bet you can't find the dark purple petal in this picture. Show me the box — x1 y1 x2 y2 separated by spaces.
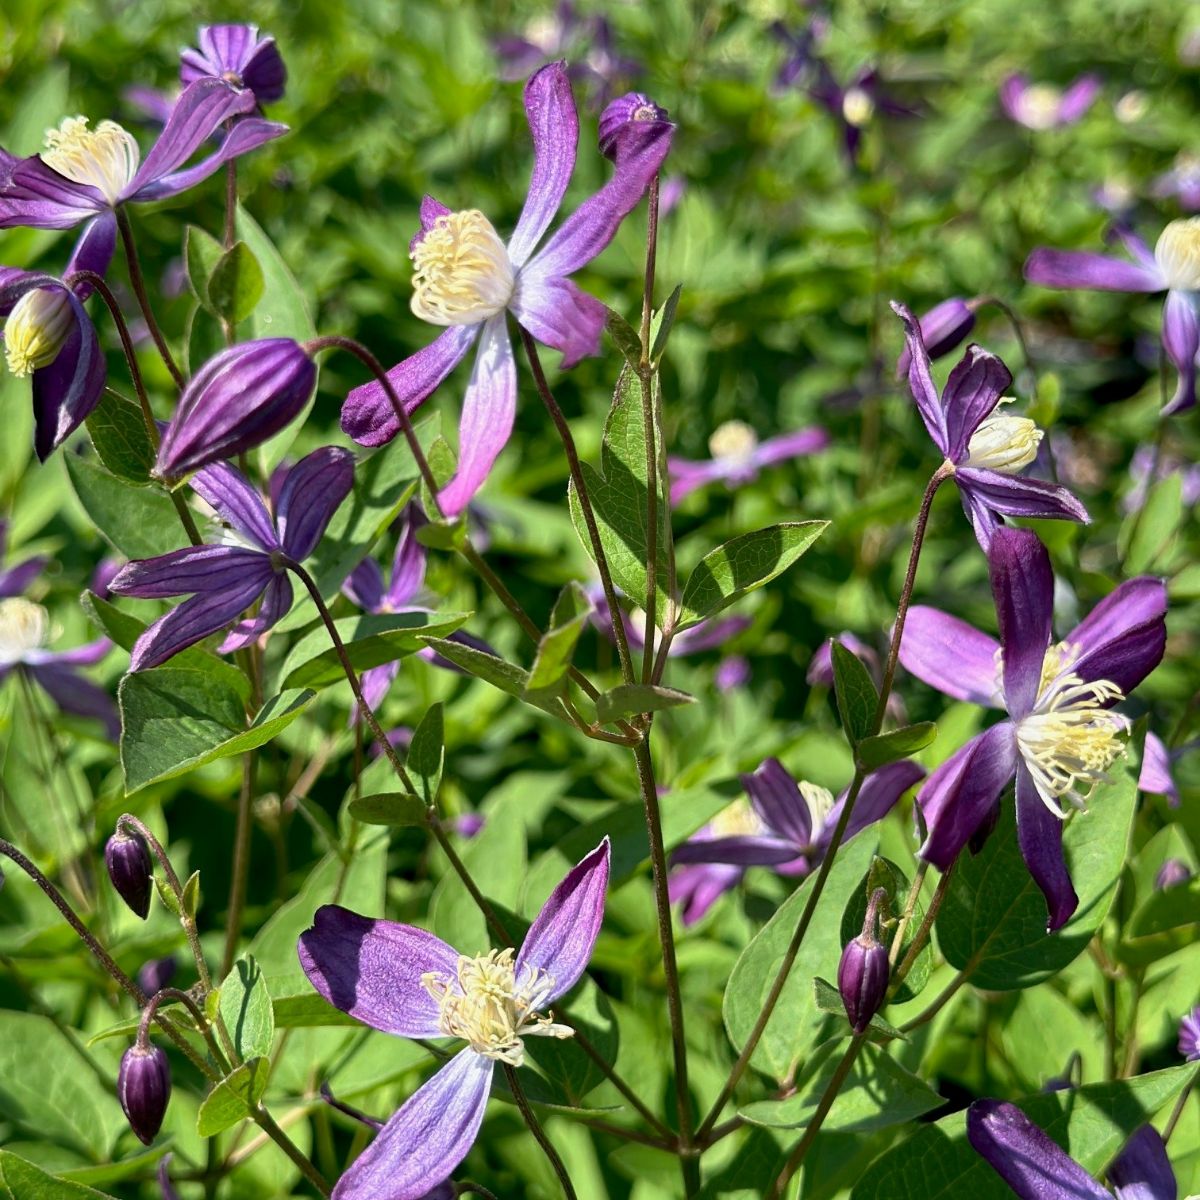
989 527 1055 717
182 26 287 105
956 468 1091 528
917 722 1018 869
0 156 107 229
64 210 118 288
105 830 153 918
671 834 799 867
1139 733 1179 806
516 838 609 1004
0 553 47 598
838 922 889 1034
507 62 578 268
32 664 118 736
410 194 452 254
384 508 428 609
821 760 925 853
890 301 949 454
191 461 278 550
1023 247 1164 293
329 1051 493 1200
1015 763 1078 932
1066 579 1167 696
895 298 976 377
31 287 106 460
344 557 386 612
1058 75 1102 124
753 426 830 466
1161 290 1199 416
340 325 478 448
218 571 293 653
1109 1124 1177 1200
510 274 606 368
110 545 270 599
899 605 1002 707
118 1044 171 1145
298 905 459 1037
967 1100 1110 1200
668 862 742 925
741 757 812 846
277 447 356 560
942 345 1013 462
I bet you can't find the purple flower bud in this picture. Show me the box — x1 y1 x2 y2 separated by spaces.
138 956 178 996
118 1043 171 1144
895 297 976 377
715 654 751 692
1155 858 1192 890
598 91 671 162
105 830 153 919
837 887 889 1033
1180 1005 1200 1061
156 339 317 480
454 812 486 838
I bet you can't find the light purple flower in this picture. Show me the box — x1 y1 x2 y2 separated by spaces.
669 758 922 924
1155 859 1192 890
1180 1006 1200 1060
1025 220 1200 415
667 420 829 504
900 527 1166 931
109 448 354 670
893 301 1089 550
894 297 977 378
1153 153 1200 212
339 63 672 516
0 520 47 599
999 74 1101 130
1139 731 1181 807
1123 445 1200 514
587 586 750 659
298 839 610 1200
181 25 287 106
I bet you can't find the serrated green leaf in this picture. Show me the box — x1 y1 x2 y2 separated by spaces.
857 723 937 771
831 641 879 744
196 1058 270 1136
594 683 694 723
525 582 592 696
206 241 264 324
347 792 427 826
218 957 275 1061
64 456 185 559
85 390 154 482
812 977 907 1040
408 702 444 808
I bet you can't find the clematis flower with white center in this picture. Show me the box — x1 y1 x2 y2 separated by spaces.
298 839 610 1200
999 73 1101 131
899 526 1166 931
339 62 673 517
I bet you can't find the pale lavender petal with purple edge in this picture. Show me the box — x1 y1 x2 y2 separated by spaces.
899 605 1001 707
670 835 799 867
1139 732 1179 806
298 906 460 1038
742 757 813 846
990 527 1054 718
330 1049 494 1200
941 345 1013 461
1066 577 1167 696
1161 289 1199 416
276 447 356 561
510 273 607 368
1015 763 1078 931
516 837 609 1003
890 301 949 454
218 571 293 653
191 461 278 550
1108 1124 1177 1200
109 544 271 600
1023 247 1164 293
820 760 925 852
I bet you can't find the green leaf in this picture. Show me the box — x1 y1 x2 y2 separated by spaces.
180 869 201 920
347 792 427 826
812 977 906 1040
851 1065 1195 1199
85 390 154 482
218 957 275 1061
831 641 878 744
935 747 1139 990
841 857 929 1003
278 610 470 690
408 702 445 808
1122 473 1182 574
206 241 265 324
0 1152 118 1200
650 284 683 361
64 456 185 559
418 636 572 722
525 582 591 697
270 994 360 1029
606 307 643 366
678 521 827 630
1118 878 1200 965
196 1058 270 1136
594 683 695 724
856 723 937 771
184 224 225 314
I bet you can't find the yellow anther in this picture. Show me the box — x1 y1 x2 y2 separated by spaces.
798 781 836 830
965 402 1044 473
4 288 73 378
42 116 140 205
841 86 876 128
1155 218 1200 291
410 210 514 327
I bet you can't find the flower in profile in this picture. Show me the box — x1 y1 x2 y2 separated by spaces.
999 74 1101 130
1139 731 1181 807
899 527 1166 930
669 758 922 924
1153 152 1200 212
1024 219 1200 415
1180 1006 1200 1060
667 420 829 504
893 302 1089 550
109 448 354 670
0 520 47 599
298 839 610 1200
894 297 977 377
181 25 287 107
339 63 672 516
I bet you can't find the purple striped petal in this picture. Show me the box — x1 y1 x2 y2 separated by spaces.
895 298 976 377
510 274 606 368
671 834 799 866
191 462 278 550
1058 74 1102 124
277 447 356 561
64 211 118 288
506 62 578 269
1023 247 1164 293
1109 1125 1177 1200
1066 578 1167 696
437 315 516 518
516 838 609 1004
1016 763 1078 932
340 324 478 448
329 1051 493 1200
942 345 1013 461
109 544 270 599
298 905 460 1037
753 426 830 466
742 757 813 846
1161 289 1199 416
900 605 1002 707
820 759 925 853
669 863 742 925
918 722 1018 869
218 571 293 653
890 301 949 454
0 156 107 229
344 557 386 612
990 527 1054 718
956 469 1091 527
1139 732 1179 806
384 508 428 609
32 664 118 735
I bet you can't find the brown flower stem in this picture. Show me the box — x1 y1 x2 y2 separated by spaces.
251 1102 332 1197
503 1064 577 1200
116 208 185 389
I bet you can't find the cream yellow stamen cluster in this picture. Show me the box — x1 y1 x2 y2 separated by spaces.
710 798 765 839
410 210 515 326
0 598 51 665
1016 84 1063 131
964 400 1044 473
798 781 836 834
4 288 73 377
1154 217 1200 291
41 116 140 206
708 420 758 464
1015 642 1127 817
841 86 876 128
421 948 572 1066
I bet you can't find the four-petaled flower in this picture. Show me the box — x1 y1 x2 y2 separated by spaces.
298 838 610 1200
999 74 1101 130
900 526 1166 930
339 62 672 516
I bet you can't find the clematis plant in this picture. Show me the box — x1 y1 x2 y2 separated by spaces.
339 61 672 515
899 526 1166 930
298 838 610 1200
999 73 1101 130
180 24 287 106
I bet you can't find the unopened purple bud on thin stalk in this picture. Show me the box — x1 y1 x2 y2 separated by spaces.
118 1042 171 1144
837 886 890 1033
105 829 154 919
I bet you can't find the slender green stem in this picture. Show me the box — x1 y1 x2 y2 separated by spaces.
138 987 231 1074
252 1102 332 1197
887 861 929 968
116 208 184 388
899 970 969 1033
891 864 954 988
1163 1066 1200 1144
503 1064 577 1200
638 173 662 684
222 753 257 978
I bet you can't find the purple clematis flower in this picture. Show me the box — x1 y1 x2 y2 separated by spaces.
298 838 610 1200
109 448 354 671
894 297 977 377
768 9 831 94
899 526 1166 931
969 1103 1178 1200
1180 1007 1200 1061
181 25 287 106
1024 219 1200 415
667 420 829 504
893 301 1089 550
999 73 1101 130
339 63 672 516
805 61 915 167
586 585 750 659
1153 153 1200 212
669 758 922 925
0 521 47 599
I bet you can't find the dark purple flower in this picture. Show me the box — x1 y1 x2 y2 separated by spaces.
715 655 751 692
105 829 153 918
598 92 670 162
181 25 287 107
1000 74 1101 130
138 956 178 995
156 339 317 480
1180 1006 1200 1061
109 447 354 670
118 1043 171 1144
805 62 915 167
340 63 672 516
894 297 977 378
838 886 890 1033
1155 859 1192 890
893 302 1089 550
900 527 1166 930
769 11 831 93
298 839 610 1200
0 520 47 598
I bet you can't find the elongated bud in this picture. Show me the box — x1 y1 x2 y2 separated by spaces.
838 887 890 1034
105 830 153 919
598 91 672 163
895 297 976 377
155 338 317 480
118 1043 171 1144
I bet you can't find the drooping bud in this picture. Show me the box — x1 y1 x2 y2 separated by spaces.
105 829 153 919
137 955 178 996
837 886 890 1034
1155 858 1192 890
118 1043 171 1144
155 339 317 480
895 297 976 377
598 92 672 163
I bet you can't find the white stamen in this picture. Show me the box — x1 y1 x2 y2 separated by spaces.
798 781 836 836
1016 84 1063 130
410 210 515 326
1155 217 1200 291
964 400 1044 473
841 86 875 127
710 799 765 839
0 598 50 665
41 116 139 206
708 420 758 464
4 288 73 377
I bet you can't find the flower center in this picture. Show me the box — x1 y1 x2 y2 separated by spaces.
420 948 572 1066
798 781 836 836
964 402 1044 473
1018 84 1063 130
1155 217 1200 291
0 598 50 665
708 420 759 463
41 116 140 206
711 799 765 839
4 288 73 378
410 210 515 327
1015 643 1127 816
841 86 875 127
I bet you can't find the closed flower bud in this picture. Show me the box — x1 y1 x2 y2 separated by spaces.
137 955 178 996
105 830 153 919
895 297 976 377
118 1043 171 1144
838 887 890 1034
598 92 671 162
156 339 317 480
1155 858 1192 890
